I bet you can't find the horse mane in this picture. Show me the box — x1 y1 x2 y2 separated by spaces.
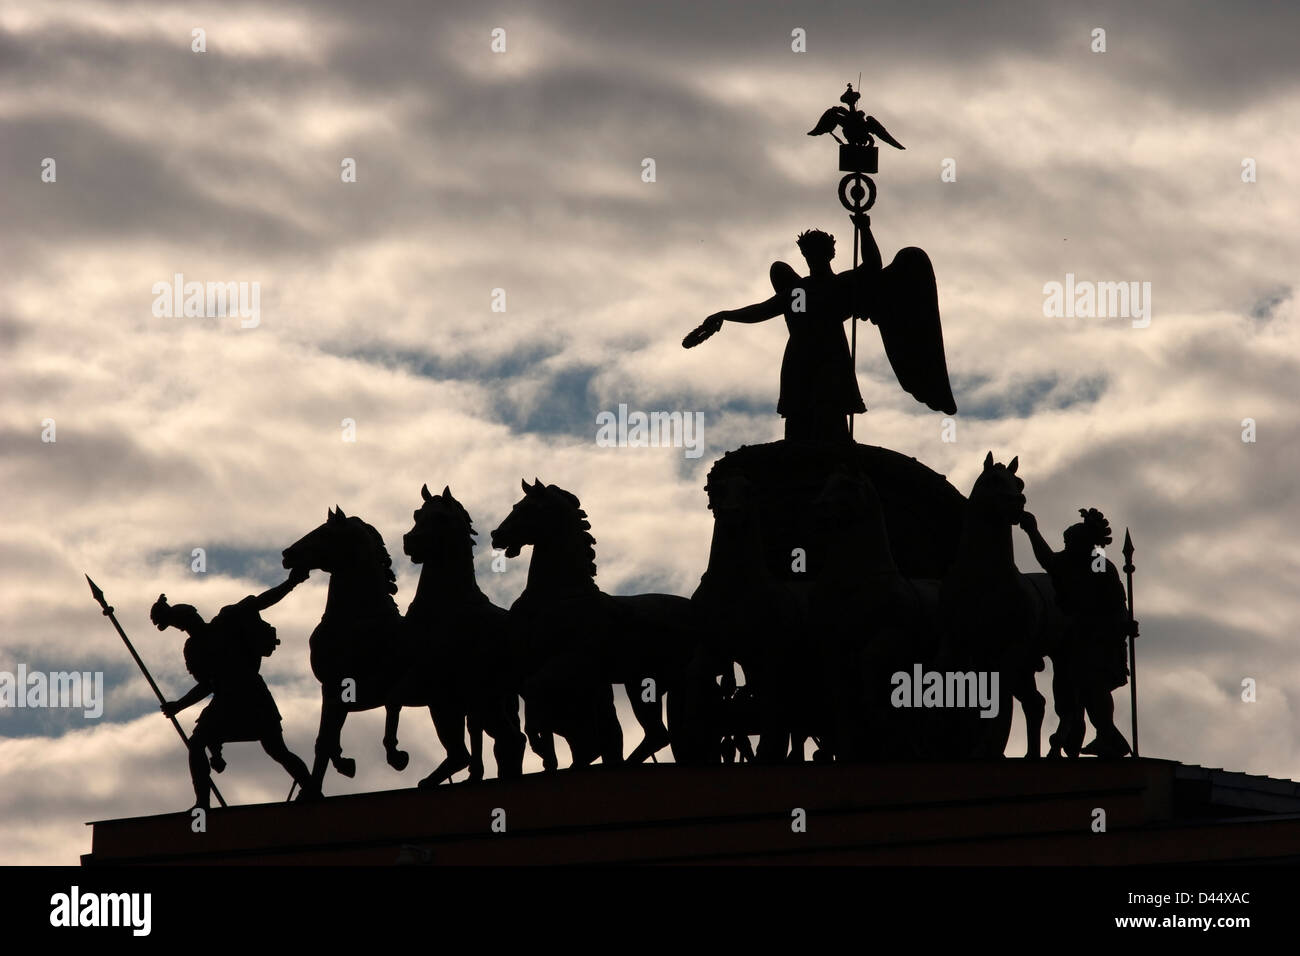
349 516 399 602
549 485 598 579
438 494 477 539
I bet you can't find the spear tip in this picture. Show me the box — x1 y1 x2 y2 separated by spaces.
85 574 105 604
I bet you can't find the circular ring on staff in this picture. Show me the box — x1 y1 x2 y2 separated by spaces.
838 172 877 212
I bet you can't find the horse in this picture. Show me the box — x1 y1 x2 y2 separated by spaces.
383 484 526 787
490 479 713 768
937 453 1048 758
282 507 412 793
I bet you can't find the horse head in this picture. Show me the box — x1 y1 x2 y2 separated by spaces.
282 507 398 599
491 479 591 559
283 506 354 574
968 452 1026 527
405 484 476 564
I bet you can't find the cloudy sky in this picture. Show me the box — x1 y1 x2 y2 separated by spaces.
2 0 1298 865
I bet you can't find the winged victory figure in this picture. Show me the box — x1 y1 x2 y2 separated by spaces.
683 215 955 442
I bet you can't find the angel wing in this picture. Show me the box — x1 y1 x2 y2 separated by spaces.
867 247 957 414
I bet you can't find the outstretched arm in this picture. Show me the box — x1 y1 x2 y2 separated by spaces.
683 295 784 348
720 293 785 324
248 567 309 611
1018 513 1057 572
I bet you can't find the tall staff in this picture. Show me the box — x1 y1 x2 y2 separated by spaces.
839 164 874 439
809 81 904 437
85 575 228 807
1122 530 1139 757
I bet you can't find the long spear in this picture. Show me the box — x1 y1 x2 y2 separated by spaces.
85 574 228 807
1121 530 1139 758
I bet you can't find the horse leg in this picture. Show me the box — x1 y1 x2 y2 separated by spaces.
1012 671 1046 759
523 690 558 771
568 737 598 767
467 711 485 782
418 703 472 789
331 750 356 778
522 674 559 771
312 691 349 790
972 678 1014 758
989 685 1014 756
383 702 410 771
571 683 621 767
486 694 526 779
531 729 558 771
598 688 624 766
326 682 359 778
1046 667 1065 757
560 697 600 768
624 679 669 764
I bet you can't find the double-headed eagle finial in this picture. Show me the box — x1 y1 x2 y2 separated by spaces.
807 82 905 151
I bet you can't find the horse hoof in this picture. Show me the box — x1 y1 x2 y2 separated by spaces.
387 749 410 771
294 787 324 803
417 774 443 790
469 765 484 782
334 757 357 778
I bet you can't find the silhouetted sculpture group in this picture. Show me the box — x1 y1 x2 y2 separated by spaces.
142 88 1137 808
151 451 1134 806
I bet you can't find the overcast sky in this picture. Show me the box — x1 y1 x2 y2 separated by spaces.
2 0 1298 864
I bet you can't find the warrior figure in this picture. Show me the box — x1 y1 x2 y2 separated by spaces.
1019 508 1134 758
151 569 321 808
